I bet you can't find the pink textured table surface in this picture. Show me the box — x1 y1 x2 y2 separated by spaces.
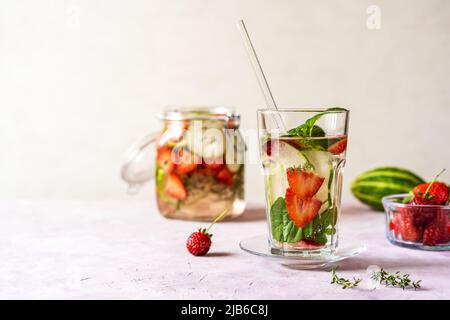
0 199 449 299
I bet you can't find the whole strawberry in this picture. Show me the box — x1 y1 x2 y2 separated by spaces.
186 229 212 256
423 209 448 246
412 182 449 205
392 207 423 242
410 169 449 205
186 209 228 256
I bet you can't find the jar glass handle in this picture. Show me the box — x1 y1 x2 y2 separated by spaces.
121 131 159 194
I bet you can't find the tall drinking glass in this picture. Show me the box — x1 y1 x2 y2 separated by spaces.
257 108 349 255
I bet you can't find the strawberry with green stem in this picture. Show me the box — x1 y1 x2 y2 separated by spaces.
186 209 228 256
410 168 449 205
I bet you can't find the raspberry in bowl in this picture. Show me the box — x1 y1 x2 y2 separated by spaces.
383 195 449 250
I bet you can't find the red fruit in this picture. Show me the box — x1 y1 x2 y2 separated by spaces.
203 157 225 171
446 220 450 243
157 147 175 173
409 197 429 205
216 168 234 186
412 182 449 205
423 225 442 246
286 168 325 198
174 148 199 175
390 214 400 237
186 231 211 256
165 174 187 200
423 209 448 246
389 220 396 231
395 208 423 242
156 121 187 149
297 240 324 250
206 163 225 171
405 203 437 226
185 209 228 256
328 137 347 155
264 140 272 156
285 188 322 228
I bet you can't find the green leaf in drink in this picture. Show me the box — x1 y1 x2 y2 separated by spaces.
287 107 348 138
270 197 302 243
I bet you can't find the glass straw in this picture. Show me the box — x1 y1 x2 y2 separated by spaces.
236 19 285 130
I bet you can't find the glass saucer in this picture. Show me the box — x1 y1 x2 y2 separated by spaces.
239 235 366 270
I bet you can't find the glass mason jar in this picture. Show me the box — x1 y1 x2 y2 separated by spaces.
121 106 246 221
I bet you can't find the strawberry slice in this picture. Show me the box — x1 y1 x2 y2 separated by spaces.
165 174 187 200
174 148 199 175
156 122 187 149
328 137 347 155
297 240 324 250
285 188 322 228
286 168 325 198
216 167 234 186
205 163 225 171
157 147 175 173
203 156 225 171
263 140 272 156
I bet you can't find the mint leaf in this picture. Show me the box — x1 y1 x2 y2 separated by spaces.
314 233 328 245
270 197 287 241
304 206 336 244
270 197 338 244
302 218 315 239
325 107 348 112
283 219 303 243
310 125 326 137
287 107 347 138
270 197 302 243
287 124 324 138
321 206 335 227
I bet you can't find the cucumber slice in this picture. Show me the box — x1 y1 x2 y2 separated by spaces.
202 132 225 160
224 129 245 173
183 126 225 160
264 140 309 204
301 150 333 204
226 163 241 173
269 140 309 169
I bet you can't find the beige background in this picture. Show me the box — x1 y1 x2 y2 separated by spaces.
1 0 449 203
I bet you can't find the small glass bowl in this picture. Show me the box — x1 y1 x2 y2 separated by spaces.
382 194 450 251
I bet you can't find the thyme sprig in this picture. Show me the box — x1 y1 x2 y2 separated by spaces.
330 268 362 289
371 268 421 290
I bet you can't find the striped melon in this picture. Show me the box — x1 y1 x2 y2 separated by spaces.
351 167 425 211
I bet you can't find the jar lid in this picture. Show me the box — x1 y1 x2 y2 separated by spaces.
160 106 240 125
